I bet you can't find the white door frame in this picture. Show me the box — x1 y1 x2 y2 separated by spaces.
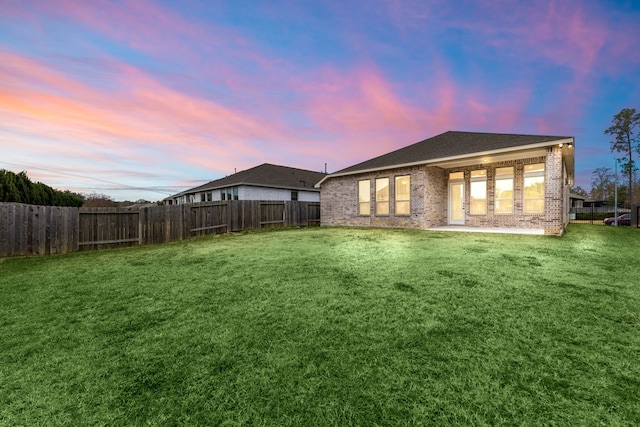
449 181 465 225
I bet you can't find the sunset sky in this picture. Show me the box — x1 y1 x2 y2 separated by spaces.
1 0 639 201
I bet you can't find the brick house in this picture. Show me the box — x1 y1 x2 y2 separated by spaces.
165 163 326 205
315 131 575 235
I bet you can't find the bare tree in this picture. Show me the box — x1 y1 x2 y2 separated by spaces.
590 167 615 201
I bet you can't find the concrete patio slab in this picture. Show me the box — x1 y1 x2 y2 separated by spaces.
430 226 545 235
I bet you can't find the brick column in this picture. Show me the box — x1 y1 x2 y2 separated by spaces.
544 145 565 235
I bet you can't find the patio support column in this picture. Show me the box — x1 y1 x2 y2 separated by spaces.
544 145 564 235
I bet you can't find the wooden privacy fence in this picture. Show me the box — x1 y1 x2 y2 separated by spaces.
0 201 320 257
0 204 79 257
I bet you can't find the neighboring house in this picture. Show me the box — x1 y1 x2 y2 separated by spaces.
583 200 614 208
570 193 586 208
165 163 326 205
316 131 575 235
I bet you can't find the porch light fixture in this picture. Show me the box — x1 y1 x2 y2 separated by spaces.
559 143 563 147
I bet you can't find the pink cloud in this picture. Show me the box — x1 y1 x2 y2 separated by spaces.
463 87 532 133
383 0 636 74
16 0 221 58
512 2 607 75
296 64 537 169
0 50 306 175
2 0 275 93
299 66 432 161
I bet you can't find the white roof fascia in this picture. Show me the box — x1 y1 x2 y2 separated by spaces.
315 138 573 188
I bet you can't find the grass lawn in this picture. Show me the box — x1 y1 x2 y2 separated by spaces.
1 224 639 426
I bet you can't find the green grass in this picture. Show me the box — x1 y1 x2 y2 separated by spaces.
1 224 639 426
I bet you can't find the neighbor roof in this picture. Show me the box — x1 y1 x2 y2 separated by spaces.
172 163 326 198
317 131 573 186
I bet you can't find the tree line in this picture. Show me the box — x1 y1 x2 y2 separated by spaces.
0 169 84 207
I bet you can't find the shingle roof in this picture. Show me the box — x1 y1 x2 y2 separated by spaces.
332 131 572 175
174 163 326 197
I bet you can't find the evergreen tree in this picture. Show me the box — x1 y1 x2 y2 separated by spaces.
604 108 640 203
0 169 84 206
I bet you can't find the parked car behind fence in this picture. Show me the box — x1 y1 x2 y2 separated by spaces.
603 213 631 226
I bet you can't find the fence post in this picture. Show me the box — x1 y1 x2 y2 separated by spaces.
139 207 145 245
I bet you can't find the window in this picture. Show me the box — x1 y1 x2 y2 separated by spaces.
495 167 514 214
375 178 389 215
200 193 206 202
395 175 410 216
221 187 239 201
524 163 545 214
358 180 370 215
470 170 487 215
449 171 464 180
291 191 298 201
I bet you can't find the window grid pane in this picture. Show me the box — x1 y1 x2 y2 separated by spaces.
495 177 514 214
376 202 389 215
524 163 545 173
496 167 514 176
495 199 513 214
470 180 487 215
376 178 389 215
359 180 370 216
396 201 410 215
524 199 544 214
359 202 370 215
524 164 545 214
395 175 410 216
470 170 487 215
